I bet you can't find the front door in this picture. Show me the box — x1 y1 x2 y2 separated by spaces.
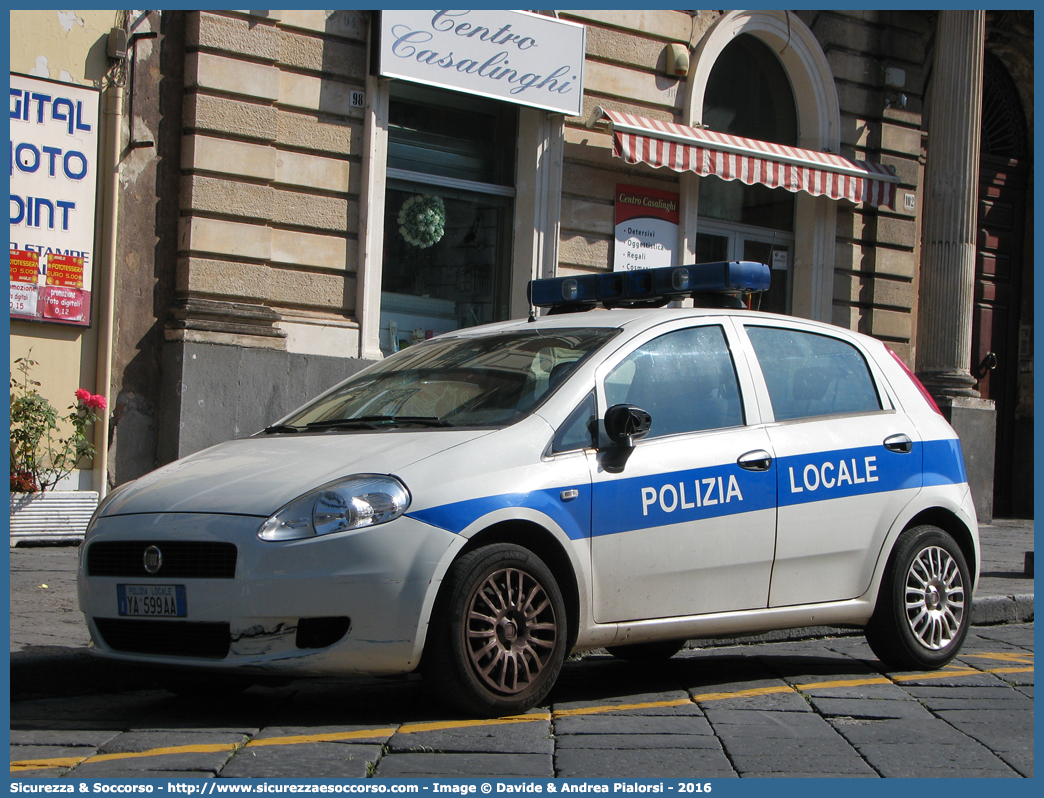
588 320 777 623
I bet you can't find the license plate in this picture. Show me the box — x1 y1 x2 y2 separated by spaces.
117 584 187 617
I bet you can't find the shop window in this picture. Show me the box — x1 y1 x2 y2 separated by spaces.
380 83 518 356
697 34 797 314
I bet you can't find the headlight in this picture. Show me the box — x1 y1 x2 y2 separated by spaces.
257 474 411 542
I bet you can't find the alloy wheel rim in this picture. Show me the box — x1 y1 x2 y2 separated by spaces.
465 566 557 695
904 545 965 650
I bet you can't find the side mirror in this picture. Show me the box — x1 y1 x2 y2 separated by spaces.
604 404 652 450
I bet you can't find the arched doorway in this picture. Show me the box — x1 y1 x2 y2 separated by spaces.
972 51 1031 517
695 33 797 314
686 10 842 321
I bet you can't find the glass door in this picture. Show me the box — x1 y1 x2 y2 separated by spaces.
696 221 793 314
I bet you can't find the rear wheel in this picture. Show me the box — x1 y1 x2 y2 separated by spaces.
425 543 568 717
866 525 971 670
606 639 686 663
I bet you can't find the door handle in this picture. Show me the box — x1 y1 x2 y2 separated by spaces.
884 434 913 454
738 449 773 471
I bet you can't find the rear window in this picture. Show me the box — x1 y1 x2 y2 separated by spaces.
745 326 881 421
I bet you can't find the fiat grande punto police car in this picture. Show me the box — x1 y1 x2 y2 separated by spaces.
78 261 978 717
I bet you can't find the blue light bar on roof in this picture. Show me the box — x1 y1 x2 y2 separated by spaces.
528 261 771 309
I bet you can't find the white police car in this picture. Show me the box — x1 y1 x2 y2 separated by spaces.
78 261 978 717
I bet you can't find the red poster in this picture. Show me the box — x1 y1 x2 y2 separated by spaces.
46 253 85 288
614 184 680 272
42 285 87 323
10 249 39 284
615 184 680 225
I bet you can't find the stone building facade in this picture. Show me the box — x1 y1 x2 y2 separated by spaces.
9 10 1032 519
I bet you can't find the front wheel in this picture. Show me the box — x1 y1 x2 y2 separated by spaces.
425 543 568 717
865 525 971 670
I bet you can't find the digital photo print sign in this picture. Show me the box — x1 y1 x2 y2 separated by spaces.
614 184 680 272
10 73 100 327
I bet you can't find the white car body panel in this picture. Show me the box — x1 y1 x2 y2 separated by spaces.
77 305 978 684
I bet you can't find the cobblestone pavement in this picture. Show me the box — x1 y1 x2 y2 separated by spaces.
10 622 1033 779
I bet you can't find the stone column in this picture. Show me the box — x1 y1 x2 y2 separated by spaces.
916 10 995 521
916 10 985 397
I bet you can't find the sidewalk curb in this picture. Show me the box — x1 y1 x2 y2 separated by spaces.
11 594 1032 702
971 593 1034 625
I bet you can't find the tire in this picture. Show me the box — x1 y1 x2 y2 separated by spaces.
865 525 972 670
606 639 686 663
425 543 568 717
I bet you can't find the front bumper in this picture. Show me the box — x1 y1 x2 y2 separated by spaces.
77 512 460 676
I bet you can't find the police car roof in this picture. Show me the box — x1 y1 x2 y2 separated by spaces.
435 306 870 341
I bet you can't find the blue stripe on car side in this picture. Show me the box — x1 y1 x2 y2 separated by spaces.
774 442 923 508
921 437 968 486
591 462 776 538
407 485 593 540
406 437 966 540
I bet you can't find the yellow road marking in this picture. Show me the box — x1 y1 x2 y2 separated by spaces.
86 743 239 763
10 659 1032 773
891 668 981 680
794 677 891 691
9 744 237 773
555 699 691 717
963 652 1034 664
399 711 551 733
245 728 396 748
10 757 87 772
690 685 793 702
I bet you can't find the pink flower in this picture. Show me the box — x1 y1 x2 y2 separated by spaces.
75 388 91 402
86 394 107 410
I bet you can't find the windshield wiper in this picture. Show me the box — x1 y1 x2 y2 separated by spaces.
304 415 455 430
263 423 303 434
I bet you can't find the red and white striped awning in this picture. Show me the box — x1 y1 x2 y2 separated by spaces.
590 107 899 209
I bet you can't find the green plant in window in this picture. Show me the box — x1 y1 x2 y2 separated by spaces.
397 194 446 249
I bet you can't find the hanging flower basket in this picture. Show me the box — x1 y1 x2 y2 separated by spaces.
398 194 446 249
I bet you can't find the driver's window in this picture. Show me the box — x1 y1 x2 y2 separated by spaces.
604 325 744 438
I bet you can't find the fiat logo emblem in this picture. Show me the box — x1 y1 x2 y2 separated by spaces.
143 546 163 574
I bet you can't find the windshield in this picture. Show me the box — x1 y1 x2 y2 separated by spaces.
279 328 618 430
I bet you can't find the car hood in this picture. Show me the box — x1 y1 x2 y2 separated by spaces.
100 429 496 518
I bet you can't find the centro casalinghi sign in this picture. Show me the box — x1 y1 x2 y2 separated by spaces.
379 10 586 116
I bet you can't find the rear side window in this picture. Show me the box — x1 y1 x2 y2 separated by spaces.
745 326 881 421
604 325 744 438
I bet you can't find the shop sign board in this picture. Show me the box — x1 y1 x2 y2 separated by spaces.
379 10 585 116
614 184 680 272
9 73 100 327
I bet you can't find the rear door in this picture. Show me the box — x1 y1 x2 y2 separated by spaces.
588 318 777 623
739 322 923 607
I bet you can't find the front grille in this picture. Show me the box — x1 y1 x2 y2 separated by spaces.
94 618 231 658
87 541 238 579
